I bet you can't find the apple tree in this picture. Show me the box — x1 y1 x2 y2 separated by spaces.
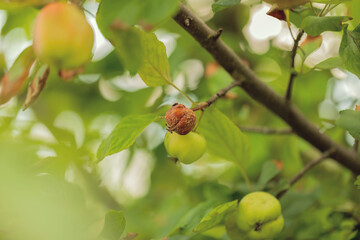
0 0 360 239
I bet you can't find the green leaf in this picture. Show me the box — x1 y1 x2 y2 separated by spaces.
97 114 157 161
194 200 237 233
111 27 143 75
0 46 36 104
315 56 344 70
339 24 360 78
257 161 281 190
335 110 360 140
169 200 216 236
138 31 171 87
0 0 53 8
298 36 322 61
23 63 50 110
272 179 291 197
100 210 126 240
355 176 360 190
1 7 38 38
96 0 178 36
302 16 351 36
281 190 320 218
212 0 241 13
289 8 315 29
141 0 179 25
96 0 143 36
225 213 247 240
198 108 251 167
83 50 124 79
96 0 176 75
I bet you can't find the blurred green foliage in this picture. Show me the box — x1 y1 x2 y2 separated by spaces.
0 0 359 240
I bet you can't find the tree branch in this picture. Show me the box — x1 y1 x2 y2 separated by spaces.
192 80 242 111
238 126 293 135
276 149 334 198
354 139 359 152
285 29 305 101
173 3 360 174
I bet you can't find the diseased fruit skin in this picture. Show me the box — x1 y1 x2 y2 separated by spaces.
236 191 284 240
164 131 206 164
165 103 196 135
33 2 94 69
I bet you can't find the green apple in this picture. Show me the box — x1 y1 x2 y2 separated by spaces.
236 192 284 240
164 131 206 164
33 2 94 69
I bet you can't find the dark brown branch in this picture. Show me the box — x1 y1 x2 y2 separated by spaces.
192 80 242 111
276 149 334 199
354 139 359 152
209 28 223 41
285 29 305 101
239 126 293 135
173 4 360 174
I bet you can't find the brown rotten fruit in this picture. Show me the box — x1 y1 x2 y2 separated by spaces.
33 2 94 70
165 103 196 135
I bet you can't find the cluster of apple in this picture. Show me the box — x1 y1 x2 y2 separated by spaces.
33 2 94 72
164 103 207 164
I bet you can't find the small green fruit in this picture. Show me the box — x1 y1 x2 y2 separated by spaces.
33 2 94 69
236 191 284 240
164 131 206 164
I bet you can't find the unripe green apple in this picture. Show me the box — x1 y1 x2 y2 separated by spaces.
33 2 94 69
236 191 284 240
164 131 206 164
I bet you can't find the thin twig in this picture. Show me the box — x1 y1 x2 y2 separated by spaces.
285 29 305 101
319 3 329 17
287 22 295 41
309 2 318 16
239 126 293 135
192 80 243 111
276 149 335 199
323 4 340 16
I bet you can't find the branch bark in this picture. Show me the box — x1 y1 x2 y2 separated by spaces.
238 126 293 135
173 3 360 174
354 139 359 152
